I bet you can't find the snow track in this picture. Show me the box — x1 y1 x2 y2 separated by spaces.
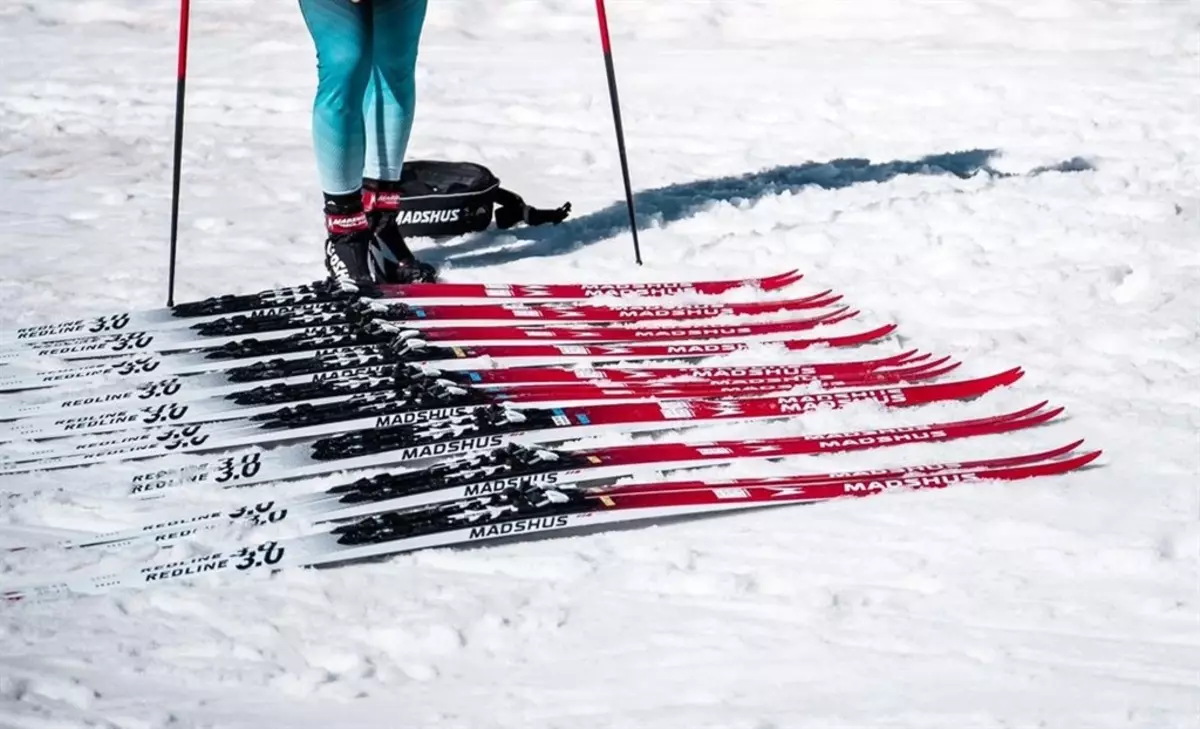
1 0 1198 727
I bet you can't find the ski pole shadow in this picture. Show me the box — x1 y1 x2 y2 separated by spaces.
423 148 1092 270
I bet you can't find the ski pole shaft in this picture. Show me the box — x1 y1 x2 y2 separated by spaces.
594 0 642 265
166 0 191 306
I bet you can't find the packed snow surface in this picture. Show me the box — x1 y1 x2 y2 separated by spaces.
1 0 1198 727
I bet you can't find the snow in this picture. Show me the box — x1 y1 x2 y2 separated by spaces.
1 0 1198 726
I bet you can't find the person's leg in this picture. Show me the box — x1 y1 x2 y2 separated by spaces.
363 0 427 182
298 0 377 289
361 0 437 283
299 0 374 194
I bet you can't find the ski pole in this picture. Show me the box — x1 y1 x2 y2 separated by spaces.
166 0 191 306
594 0 642 265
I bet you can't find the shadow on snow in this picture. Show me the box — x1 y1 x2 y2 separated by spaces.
423 148 1092 270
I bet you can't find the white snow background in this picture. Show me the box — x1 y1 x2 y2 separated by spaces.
0 0 1198 727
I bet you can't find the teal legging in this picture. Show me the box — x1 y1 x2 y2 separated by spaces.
299 0 428 195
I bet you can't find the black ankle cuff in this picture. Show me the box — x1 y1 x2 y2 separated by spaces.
363 178 403 193
323 190 364 214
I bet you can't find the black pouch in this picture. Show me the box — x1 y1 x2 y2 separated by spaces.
392 160 572 238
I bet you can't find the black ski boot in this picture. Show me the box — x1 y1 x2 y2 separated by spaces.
363 179 439 284
322 193 378 295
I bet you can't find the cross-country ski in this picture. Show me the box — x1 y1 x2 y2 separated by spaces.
0 270 805 346
0 355 957 441
0 324 899 393
0 349 935 419
2 445 1100 603
0 368 1023 472
34 402 1063 553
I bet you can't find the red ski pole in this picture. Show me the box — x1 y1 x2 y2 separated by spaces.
594 0 642 265
166 0 191 306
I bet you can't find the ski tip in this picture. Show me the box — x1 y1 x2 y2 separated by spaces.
790 288 834 304
874 323 900 339
761 269 804 291
1006 400 1053 420
908 358 961 378
1002 404 1066 430
1038 448 1103 475
981 404 1062 433
1071 450 1104 469
834 323 897 347
1027 439 1086 462
1036 404 1067 421
929 360 963 377
992 367 1025 387
809 292 844 307
945 367 1024 399
978 447 1104 485
815 308 859 327
921 354 955 369
895 350 930 365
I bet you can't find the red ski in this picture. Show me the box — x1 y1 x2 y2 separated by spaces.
410 323 900 365
31 403 1064 554
482 367 1024 430
0 272 806 349
445 350 930 386
478 402 1067 483
590 450 1101 508
0 443 1098 602
0 367 1023 477
468 357 961 404
384 291 841 324
600 436 1081 497
393 308 857 344
381 269 804 300
293 443 1101 573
